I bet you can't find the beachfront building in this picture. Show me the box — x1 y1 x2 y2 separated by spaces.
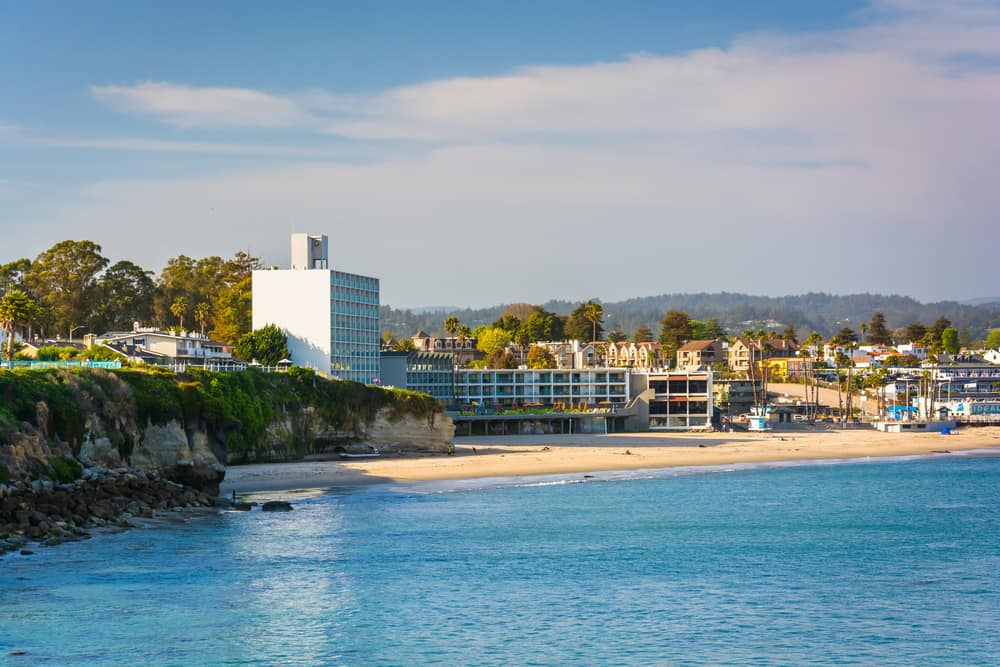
380 350 455 402
454 368 630 411
632 370 713 430
253 233 380 383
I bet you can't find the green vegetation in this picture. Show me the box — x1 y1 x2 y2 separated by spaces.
235 323 290 365
0 463 10 483
47 456 83 483
2 240 260 347
1 366 442 466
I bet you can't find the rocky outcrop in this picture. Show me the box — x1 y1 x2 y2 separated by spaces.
129 421 225 495
0 468 217 555
364 411 454 453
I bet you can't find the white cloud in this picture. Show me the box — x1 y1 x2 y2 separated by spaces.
90 82 310 128
14 0 1000 304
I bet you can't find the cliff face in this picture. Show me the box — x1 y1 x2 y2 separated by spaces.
0 367 452 494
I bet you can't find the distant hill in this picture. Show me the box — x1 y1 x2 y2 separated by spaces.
381 292 1000 341
961 297 1000 310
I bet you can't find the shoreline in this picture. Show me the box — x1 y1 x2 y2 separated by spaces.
221 426 1000 495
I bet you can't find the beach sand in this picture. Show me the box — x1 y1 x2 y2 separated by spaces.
220 425 1000 494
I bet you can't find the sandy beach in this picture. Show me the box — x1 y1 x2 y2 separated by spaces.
220 425 1000 494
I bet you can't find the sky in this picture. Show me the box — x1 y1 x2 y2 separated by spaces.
2 0 998 307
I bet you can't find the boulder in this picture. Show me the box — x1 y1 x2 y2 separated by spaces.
261 500 293 512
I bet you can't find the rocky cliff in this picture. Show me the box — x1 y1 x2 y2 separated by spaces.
0 367 453 494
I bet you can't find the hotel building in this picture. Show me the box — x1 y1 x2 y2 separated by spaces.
253 234 380 383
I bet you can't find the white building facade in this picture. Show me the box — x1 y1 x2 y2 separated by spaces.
253 234 380 383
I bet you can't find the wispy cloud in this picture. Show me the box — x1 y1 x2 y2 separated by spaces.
90 82 311 128
20 0 1000 304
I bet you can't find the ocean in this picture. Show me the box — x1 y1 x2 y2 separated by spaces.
2 455 999 666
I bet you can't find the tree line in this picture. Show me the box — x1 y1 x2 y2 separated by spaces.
1 239 259 357
380 291 1000 344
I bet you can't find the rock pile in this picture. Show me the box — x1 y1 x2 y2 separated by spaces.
1 468 217 555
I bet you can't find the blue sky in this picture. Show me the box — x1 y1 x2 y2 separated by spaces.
2 1 998 306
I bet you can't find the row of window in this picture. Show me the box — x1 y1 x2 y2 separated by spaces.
331 271 379 291
651 380 709 394
456 373 628 384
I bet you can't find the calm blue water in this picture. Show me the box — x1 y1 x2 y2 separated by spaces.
2 455 1000 666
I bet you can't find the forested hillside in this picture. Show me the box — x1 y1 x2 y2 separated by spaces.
382 292 1000 341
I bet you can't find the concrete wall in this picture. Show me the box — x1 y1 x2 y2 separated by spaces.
252 269 331 375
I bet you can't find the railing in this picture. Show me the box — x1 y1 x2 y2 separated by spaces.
1 360 122 370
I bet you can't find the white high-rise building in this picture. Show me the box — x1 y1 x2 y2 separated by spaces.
252 234 380 383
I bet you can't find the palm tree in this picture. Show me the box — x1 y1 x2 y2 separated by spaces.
456 325 472 367
583 301 603 342
195 302 211 336
443 315 459 337
170 296 189 331
0 289 41 360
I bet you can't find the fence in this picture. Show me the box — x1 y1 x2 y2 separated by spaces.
1 360 122 370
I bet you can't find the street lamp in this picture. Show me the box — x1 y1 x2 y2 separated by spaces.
70 325 86 340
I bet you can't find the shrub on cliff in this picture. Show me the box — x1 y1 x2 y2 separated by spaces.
47 456 83 483
0 368 88 446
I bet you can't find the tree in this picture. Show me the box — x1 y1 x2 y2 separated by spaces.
526 345 556 369
884 354 920 367
565 301 603 342
941 327 960 354
607 325 627 343
195 302 211 336
456 324 472 348
394 338 416 352
443 316 459 337
582 300 604 342
0 289 42 359
701 317 727 340
928 317 952 345
523 309 564 342
903 321 927 343
235 324 290 365
170 296 189 330
210 276 252 345
659 310 693 366
23 239 109 338
833 327 857 345
486 348 518 369
492 314 521 333
501 303 539 322
95 260 156 332
633 325 654 343
781 323 798 344
868 311 893 345
476 327 512 356
986 329 1000 350
0 258 31 295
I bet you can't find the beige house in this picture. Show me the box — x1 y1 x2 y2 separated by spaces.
605 341 660 368
728 337 799 374
411 330 479 365
676 339 725 368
